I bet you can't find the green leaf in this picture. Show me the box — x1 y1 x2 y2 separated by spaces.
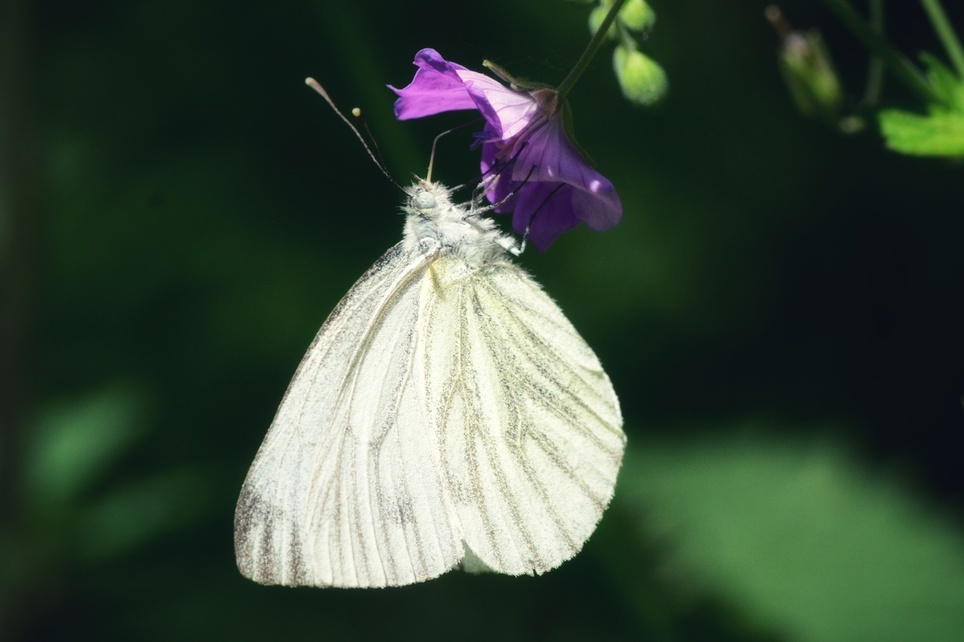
878 108 964 157
921 53 964 112
877 53 964 157
22 386 147 508
616 430 964 641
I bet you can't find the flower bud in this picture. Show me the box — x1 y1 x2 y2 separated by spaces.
588 3 617 39
767 7 843 123
779 31 843 119
613 45 667 105
619 0 656 32
589 0 656 37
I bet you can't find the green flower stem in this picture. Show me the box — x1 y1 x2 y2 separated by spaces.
920 0 964 79
557 0 629 99
618 21 636 52
823 0 940 104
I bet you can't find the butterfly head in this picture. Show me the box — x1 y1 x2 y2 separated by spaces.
410 186 437 212
403 180 519 264
405 179 456 222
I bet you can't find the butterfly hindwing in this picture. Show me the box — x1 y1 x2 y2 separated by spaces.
419 257 624 575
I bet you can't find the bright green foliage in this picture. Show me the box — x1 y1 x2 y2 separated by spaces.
878 55 964 157
878 109 964 156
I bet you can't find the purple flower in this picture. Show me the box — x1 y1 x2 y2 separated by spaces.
391 48 622 250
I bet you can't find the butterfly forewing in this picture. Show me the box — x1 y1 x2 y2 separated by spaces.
235 242 465 587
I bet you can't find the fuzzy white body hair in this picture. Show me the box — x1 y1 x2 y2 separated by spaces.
402 180 520 265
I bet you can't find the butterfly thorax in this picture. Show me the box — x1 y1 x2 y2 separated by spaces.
402 180 519 267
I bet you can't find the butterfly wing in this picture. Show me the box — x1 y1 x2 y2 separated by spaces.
236 241 624 586
419 257 625 575
234 242 465 587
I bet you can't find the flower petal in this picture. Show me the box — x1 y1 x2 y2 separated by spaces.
515 178 622 250
391 49 622 250
457 71 540 140
485 117 622 248
390 49 477 119
513 182 582 250
480 141 515 203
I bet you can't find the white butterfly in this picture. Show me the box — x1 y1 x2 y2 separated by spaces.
234 179 625 587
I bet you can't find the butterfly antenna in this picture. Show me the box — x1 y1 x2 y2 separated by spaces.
351 106 394 180
426 131 441 183
305 77 402 191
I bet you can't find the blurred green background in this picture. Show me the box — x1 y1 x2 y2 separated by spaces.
2 0 963 640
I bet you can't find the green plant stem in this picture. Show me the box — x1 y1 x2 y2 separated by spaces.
861 0 884 105
920 0 964 79
557 0 629 99
823 0 940 104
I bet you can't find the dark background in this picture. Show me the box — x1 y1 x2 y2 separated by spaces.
2 1 963 640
